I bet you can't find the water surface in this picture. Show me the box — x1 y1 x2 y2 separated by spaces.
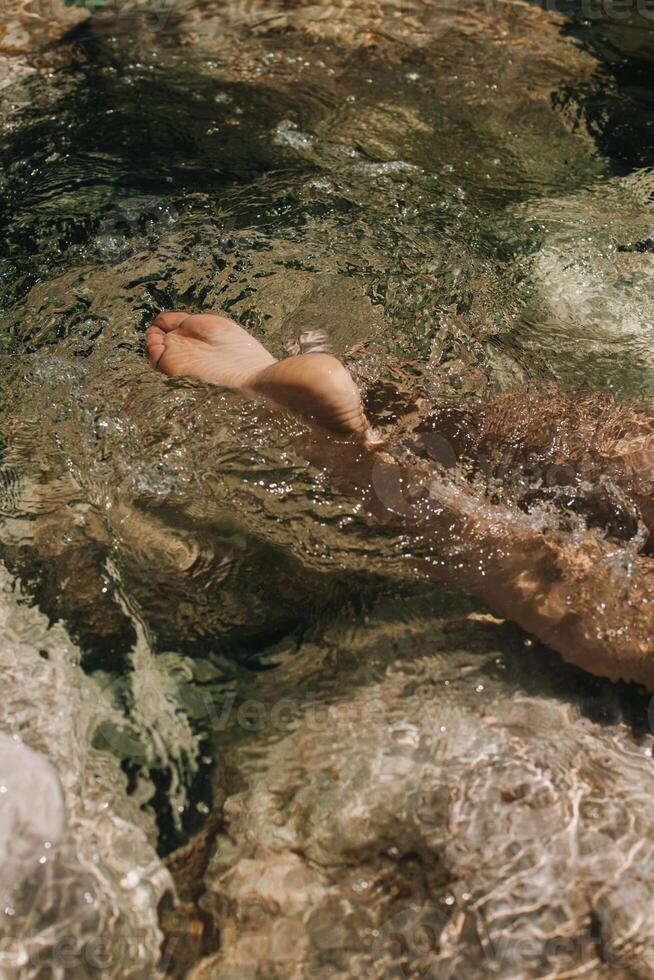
2 0 654 975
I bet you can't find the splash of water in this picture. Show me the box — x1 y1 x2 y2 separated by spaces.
0 562 172 978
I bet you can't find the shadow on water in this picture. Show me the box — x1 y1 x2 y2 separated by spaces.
553 0 654 170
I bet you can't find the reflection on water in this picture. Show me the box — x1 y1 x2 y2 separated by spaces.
2 0 654 975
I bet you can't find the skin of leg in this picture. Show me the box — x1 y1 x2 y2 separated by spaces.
299 435 654 689
421 385 654 551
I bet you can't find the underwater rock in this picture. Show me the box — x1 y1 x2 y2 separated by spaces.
0 0 88 93
0 736 66 906
502 170 654 399
0 563 173 979
189 603 654 979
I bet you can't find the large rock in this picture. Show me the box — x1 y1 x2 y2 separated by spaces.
0 564 173 978
190 602 654 978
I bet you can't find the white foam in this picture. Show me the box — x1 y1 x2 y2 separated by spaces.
0 563 172 978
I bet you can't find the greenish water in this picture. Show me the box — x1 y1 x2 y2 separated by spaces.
2 1 654 976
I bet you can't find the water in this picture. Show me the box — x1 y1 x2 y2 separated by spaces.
0 563 170 977
2 0 654 975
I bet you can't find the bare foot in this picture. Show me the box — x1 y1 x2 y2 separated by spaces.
146 312 276 388
146 311 369 437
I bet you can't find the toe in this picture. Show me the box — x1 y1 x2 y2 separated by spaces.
151 311 191 332
146 324 167 369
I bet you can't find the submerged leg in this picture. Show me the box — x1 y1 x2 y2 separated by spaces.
334 447 654 689
419 384 654 550
145 311 654 689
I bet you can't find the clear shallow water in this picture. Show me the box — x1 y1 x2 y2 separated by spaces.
2 0 654 976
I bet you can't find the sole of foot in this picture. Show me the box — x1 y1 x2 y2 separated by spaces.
146 311 369 437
